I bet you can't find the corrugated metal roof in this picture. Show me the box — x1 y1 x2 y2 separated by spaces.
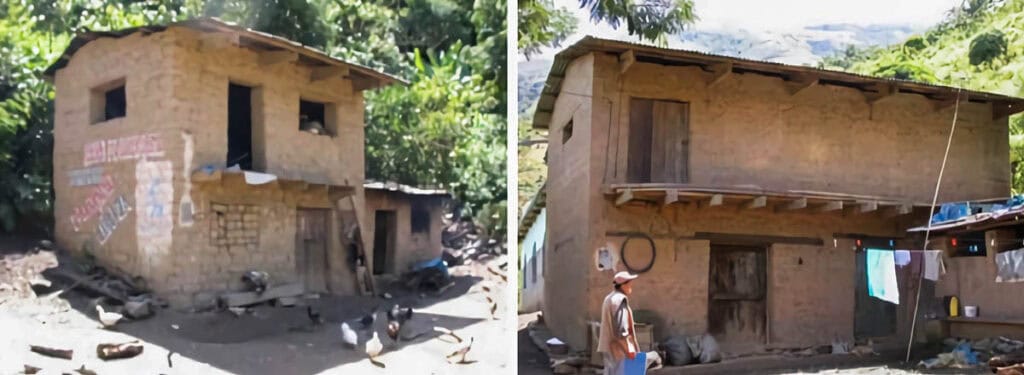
518 180 546 239
364 181 449 196
532 36 1024 129
44 17 404 89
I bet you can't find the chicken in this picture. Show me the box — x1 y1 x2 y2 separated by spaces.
446 337 474 364
386 304 414 323
307 306 324 326
366 331 385 367
96 305 123 328
359 310 376 329
241 271 269 294
340 322 358 348
386 320 401 341
299 115 326 135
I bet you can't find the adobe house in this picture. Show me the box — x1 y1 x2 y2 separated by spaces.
532 36 1024 354
905 202 1024 340
363 181 450 277
46 18 401 307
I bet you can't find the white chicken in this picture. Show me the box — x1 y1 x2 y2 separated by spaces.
96 305 123 328
340 322 358 348
365 331 385 367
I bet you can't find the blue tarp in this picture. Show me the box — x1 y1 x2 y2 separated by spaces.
411 257 448 275
930 202 971 224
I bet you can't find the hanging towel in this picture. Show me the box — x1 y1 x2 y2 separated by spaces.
923 250 945 281
995 248 1024 283
894 250 911 267
866 249 900 304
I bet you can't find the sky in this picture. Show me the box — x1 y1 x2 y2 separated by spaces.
519 0 962 61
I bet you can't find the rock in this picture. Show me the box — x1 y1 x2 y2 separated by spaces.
276 297 298 307
124 300 153 319
192 292 218 311
96 341 143 360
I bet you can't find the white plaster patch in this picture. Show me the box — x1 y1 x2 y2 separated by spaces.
136 159 174 264
68 166 104 186
595 243 619 271
179 131 194 227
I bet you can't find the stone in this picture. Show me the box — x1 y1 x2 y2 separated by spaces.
124 300 153 319
193 292 219 311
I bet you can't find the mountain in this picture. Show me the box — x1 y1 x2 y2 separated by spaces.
518 23 920 118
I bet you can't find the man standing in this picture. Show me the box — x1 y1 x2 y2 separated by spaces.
597 271 641 375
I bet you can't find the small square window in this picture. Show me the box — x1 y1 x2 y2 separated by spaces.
411 205 430 233
299 99 334 136
90 79 126 124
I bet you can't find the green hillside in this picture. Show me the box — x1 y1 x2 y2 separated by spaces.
820 0 1024 193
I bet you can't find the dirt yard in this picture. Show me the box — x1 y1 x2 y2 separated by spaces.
0 237 510 374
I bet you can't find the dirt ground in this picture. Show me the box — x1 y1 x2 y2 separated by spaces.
0 237 510 374
515 313 987 375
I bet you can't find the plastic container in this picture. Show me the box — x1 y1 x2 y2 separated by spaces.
964 305 978 318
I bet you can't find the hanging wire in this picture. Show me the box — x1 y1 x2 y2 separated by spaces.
905 84 963 363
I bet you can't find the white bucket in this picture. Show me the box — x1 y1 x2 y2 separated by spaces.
964 305 978 318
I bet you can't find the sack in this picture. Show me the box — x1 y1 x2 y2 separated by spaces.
685 334 722 364
660 336 693 366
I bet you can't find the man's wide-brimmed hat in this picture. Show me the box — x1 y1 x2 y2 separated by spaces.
613 271 638 285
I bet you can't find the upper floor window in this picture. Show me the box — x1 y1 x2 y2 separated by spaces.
299 99 335 136
627 98 689 183
90 79 126 124
411 204 429 233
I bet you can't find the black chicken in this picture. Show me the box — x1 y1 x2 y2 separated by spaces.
307 306 324 326
241 271 269 294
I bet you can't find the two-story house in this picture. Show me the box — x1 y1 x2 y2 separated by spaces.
46 18 401 307
532 37 1024 355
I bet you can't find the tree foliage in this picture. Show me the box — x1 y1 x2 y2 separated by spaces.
0 0 507 237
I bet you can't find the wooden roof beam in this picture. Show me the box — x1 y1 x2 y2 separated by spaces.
865 83 897 104
858 200 878 214
706 62 733 88
932 95 959 112
994 101 1024 120
818 201 843 213
619 50 636 75
311 66 349 82
664 189 679 206
258 50 298 66
786 73 818 96
615 189 634 206
777 197 807 212
743 196 767 210
884 204 913 218
698 194 724 209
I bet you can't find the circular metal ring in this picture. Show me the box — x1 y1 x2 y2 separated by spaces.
620 233 656 273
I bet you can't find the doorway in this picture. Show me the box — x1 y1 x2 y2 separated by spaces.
708 244 767 349
854 247 897 338
295 208 329 292
227 83 253 170
372 210 397 275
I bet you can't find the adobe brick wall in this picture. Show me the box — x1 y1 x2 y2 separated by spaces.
363 190 447 274
52 27 369 306
935 229 1024 323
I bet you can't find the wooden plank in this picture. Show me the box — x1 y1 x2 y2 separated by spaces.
627 99 654 183
994 101 1024 120
351 76 378 91
743 196 767 210
778 197 807 212
818 201 843 213
220 282 304 307
258 50 298 66
884 204 913 218
619 49 636 74
699 194 724 208
650 100 686 183
706 62 732 88
310 66 349 82
664 189 679 206
615 189 635 206
858 201 878 214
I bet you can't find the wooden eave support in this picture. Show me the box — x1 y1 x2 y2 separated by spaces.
706 62 733 88
743 196 767 210
993 100 1024 120
786 73 818 96
664 189 679 206
258 50 298 66
199 32 239 53
884 204 914 218
699 194 724 208
351 75 379 91
818 201 843 213
858 200 878 214
777 197 807 212
615 189 634 206
865 83 897 104
619 50 636 75
310 66 349 82
933 96 958 112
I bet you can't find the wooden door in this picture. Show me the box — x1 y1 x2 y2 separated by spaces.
708 245 767 348
296 208 329 292
372 210 397 275
627 98 689 183
854 248 897 338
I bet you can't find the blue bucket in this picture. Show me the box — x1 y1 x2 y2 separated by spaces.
624 351 647 375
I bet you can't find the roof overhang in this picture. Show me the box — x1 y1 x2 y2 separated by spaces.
607 183 927 217
907 200 1024 234
44 17 405 90
364 181 450 197
192 167 355 200
533 36 1024 129
518 180 547 239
